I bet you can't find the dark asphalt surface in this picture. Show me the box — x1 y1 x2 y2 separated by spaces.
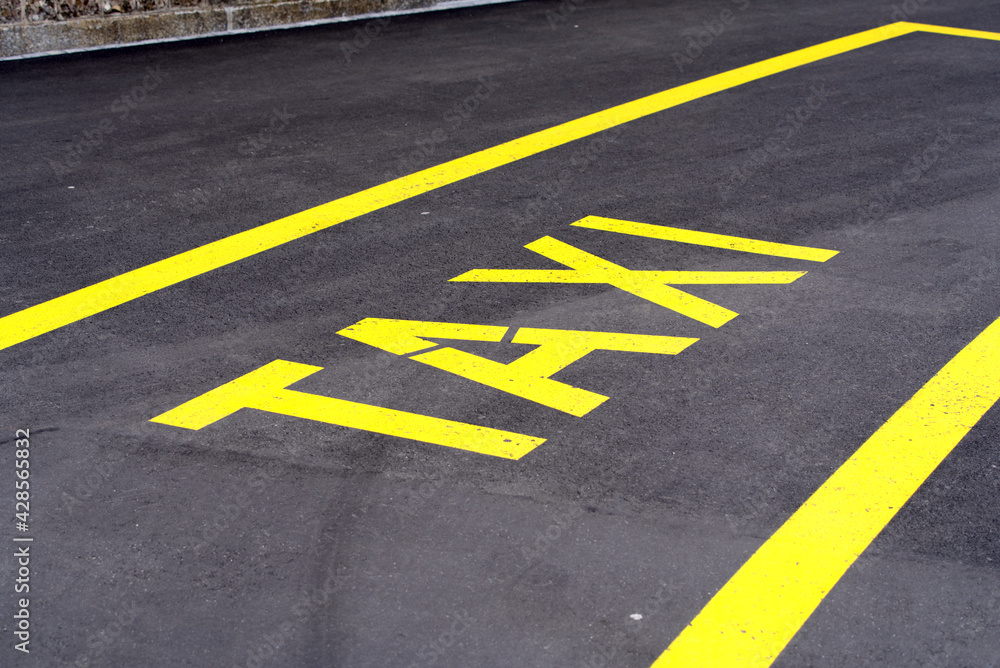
2 0 1000 666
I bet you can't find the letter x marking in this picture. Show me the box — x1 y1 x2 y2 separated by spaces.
451 236 806 327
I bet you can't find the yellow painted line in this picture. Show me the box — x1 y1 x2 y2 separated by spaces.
453 269 806 285
905 22 1000 41
653 314 1000 667
151 359 544 459
572 216 839 262
5 21 971 352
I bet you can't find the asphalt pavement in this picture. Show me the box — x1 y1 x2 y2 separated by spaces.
2 1 1000 666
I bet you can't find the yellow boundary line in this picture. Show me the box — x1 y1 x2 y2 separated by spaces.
654 314 1000 666
648 23 1000 666
3 22 996 352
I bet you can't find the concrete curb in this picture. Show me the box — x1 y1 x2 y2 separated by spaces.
0 0 520 59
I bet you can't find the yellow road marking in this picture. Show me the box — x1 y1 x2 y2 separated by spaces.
653 313 1000 667
572 216 839 262
451 236 805 327
903 22 1000 41
150 359 543 459
6 21 988 352
453 269 807 285
336 318 508 355
338 318 697 416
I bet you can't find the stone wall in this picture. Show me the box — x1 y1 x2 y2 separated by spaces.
0 0 443 57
